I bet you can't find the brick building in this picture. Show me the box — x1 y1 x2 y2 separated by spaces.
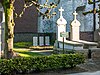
14 0 39 42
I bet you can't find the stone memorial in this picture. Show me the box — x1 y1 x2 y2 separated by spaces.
33 36 51 46
33 37 38 46
54 7 83 52
70 11 80 41
54 7 98 53
70 11 98 49
56 7 67 41
39 36 44 46
0 5 5 58
45 36 50 45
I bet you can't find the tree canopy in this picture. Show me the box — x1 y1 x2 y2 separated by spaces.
83 0 100 15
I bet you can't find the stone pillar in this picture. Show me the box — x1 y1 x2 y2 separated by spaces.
57 7 67 41
70 11 80 41
1 8 5 52
0 7 3 58
0 7 5 58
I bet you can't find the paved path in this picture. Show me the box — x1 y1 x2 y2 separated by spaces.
30 50 53 55
68 71 100 75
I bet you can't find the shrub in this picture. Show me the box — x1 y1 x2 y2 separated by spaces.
0 53 85 75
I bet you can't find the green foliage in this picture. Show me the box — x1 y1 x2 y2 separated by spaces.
15 0 60 19
0 53 85 74
83 0 100 15
14 42 32 48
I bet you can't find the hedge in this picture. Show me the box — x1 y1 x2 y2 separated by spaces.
0 53 85 75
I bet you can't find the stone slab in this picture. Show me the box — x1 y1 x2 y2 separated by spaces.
59 40 83 45
45 36 50 45
39 36 44 46
54 40 83 50
78 40 98 45
73 40 98 49
33 37 38 46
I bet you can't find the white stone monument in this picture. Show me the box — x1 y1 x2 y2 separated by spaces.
70 11 98 49
45 36 50 45
33 37 38 46
70 11 80 41
54 9 98 53
39 36 44 46
57 7 67 41
0 6 5 58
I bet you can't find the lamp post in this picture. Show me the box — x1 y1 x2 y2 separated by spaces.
93 0 96 31
0 7 3 58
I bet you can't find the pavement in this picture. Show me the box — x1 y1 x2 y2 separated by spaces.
68 71 100 75
30 50 53 55
67 58 100 75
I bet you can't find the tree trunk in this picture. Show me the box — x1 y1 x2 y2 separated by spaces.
2 0 15 59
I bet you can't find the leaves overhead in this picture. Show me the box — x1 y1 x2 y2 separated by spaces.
83 0 100 15
15 0 60 19
88 0 100 4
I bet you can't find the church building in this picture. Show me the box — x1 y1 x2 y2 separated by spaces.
38 0 100 42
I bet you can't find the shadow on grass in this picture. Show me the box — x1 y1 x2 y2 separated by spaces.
18 52 43 57
13 49 43 57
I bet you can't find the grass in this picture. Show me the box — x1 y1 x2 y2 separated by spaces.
13 48 43 57
13 42 53 57
14 42 32 48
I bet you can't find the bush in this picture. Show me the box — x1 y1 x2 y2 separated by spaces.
0 53 85 75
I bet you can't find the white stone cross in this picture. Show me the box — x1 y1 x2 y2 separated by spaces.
73 11 78 20
59 7 64 17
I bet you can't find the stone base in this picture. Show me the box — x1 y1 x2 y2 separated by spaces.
54 40 83 50
90 48 100 59
54 40 98 52
94 28 100 42
74 40 98 49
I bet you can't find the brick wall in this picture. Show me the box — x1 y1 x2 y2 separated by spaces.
14 0 38 33
80 32 94 41
14 32 94 43
14 33 56 44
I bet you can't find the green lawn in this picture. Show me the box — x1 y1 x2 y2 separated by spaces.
13 42 53 57
14 42 32 48
13 48 43 57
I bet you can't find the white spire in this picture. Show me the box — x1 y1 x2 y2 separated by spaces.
59 7 64 18
73 11 78 20
0 7 3 11
57 7 67 25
